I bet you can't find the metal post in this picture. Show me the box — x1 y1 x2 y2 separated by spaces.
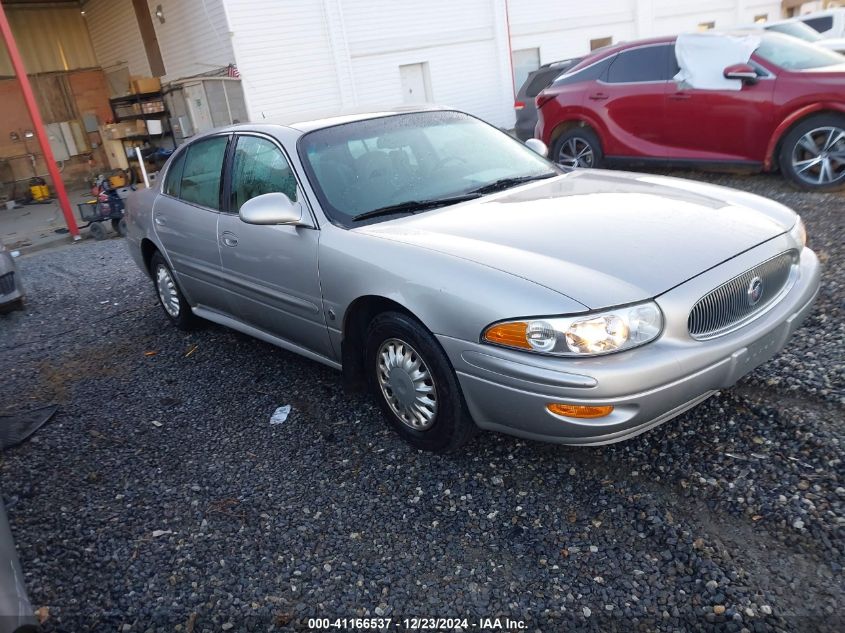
0 2 80 239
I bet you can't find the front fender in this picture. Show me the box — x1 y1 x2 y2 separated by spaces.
318 228 587 348
765 101 845 170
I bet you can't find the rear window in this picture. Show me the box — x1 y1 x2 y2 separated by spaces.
552 57 612 87
801 15 834 33
523 61 579 97
179 136 229 210
607 45 674 83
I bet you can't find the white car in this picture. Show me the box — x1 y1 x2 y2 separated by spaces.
791 8 845 40
756 18 845 54
0 241 24 312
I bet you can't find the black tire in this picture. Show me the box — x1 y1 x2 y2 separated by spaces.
779 114 845 192
88 221 107 241
149 252 197 330
112 217 128 237
552 126 603 169
365 311 476 452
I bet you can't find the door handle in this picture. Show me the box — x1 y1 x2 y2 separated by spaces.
154 214 166 226
669 92 691 100
588 92 609 101
220 232 238 247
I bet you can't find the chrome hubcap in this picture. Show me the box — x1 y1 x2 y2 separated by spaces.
558 137 595 168
376 338 438 430
155 264 180 318
791 126 845 186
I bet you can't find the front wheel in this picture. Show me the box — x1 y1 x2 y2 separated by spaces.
779 114 845 191
365 312 476 452
150 252 197 330
552 126 603 169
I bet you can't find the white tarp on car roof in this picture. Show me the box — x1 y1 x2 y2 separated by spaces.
674 32 761 91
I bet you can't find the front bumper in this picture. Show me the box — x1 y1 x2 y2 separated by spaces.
439 244 821 445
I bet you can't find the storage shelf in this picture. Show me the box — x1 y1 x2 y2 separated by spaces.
114 113 166 122
109 91 164 104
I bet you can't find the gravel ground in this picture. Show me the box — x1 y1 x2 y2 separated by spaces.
0 171 842 632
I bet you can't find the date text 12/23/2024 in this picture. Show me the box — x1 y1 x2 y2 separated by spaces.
307 617 528 630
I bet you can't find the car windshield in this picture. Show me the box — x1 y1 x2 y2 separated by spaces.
298 110 558 226
754 31 844 69
765 21 823 42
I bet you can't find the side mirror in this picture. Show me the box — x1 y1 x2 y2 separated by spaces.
723 63 758 84
524 138 549 157
239 192 303 225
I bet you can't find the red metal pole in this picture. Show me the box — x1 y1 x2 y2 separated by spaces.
0 1 80 239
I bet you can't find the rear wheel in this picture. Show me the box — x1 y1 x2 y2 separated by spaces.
365 312 476 452
552 126 603 169
150 252 197 330
779 114 845 191
111 217 128 237
88 221 107 241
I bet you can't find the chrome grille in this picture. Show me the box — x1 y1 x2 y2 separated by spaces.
0 272 14 295
688 251 797 340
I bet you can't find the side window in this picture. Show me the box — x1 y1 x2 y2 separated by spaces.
801 16 834 33
607 45 674 83
163 150 186 197
231 136 298 212
179 136 229 209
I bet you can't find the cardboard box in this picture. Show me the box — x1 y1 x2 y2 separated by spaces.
100 120 147 140
131 76 161 95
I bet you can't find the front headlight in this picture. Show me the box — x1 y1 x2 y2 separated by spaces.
790 216 807 249
482 301 663 356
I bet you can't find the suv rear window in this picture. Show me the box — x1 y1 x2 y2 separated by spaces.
607 45 674 83
552 57 612 87
801 15 834 33
523 61 579 97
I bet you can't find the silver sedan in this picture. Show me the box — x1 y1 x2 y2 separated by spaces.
125 108 820 452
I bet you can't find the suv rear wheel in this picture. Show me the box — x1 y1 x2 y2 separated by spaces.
780 114 845 191
552 126 603 169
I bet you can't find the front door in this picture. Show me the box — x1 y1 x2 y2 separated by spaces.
216 134 332 357
153 134 229 311
663 55 775 162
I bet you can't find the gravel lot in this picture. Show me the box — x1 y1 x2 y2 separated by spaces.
0 171 842 632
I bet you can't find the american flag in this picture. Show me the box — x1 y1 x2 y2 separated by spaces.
227 64 240 78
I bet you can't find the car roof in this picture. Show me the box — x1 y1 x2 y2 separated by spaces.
565 30 767 72
283 104 449 132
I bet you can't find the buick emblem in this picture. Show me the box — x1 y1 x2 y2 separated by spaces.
747 276 764 306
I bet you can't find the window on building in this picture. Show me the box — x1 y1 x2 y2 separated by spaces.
606 45 675 83
698 21 716 31
179 136 229 209
511 48 541 93
754 14 768 23
230 136 298 212
800 15 834 33
590 37 613 51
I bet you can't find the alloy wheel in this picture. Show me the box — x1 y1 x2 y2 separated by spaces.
155 264 181 318
791 126 845 186
376 338 438 430
558 137 595 168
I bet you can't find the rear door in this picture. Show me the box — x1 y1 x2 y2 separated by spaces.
216 133 332 357
594 44 676 156
153 134 230 311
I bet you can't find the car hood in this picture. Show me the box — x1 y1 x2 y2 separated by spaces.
355 170 795 308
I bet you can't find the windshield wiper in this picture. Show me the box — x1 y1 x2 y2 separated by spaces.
468 172 558 195
351 193 482 222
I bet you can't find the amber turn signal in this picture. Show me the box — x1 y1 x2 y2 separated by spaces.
547 403 614 419
483 321 531 349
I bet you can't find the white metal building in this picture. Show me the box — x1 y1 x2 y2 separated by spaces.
82 0 787 133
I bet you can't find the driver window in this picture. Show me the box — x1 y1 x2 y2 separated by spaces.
231 136 298 212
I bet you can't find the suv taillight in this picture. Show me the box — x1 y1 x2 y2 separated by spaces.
514 100 525 110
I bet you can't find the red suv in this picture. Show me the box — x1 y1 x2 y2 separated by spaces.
536 31 845 191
